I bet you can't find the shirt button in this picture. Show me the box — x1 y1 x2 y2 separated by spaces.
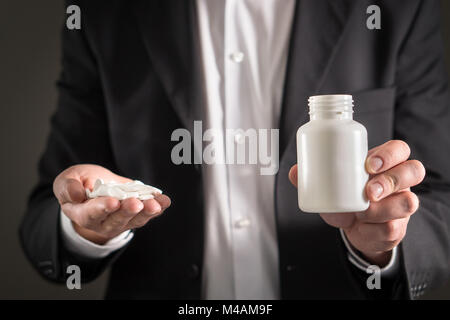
229 51 245 63
286 265 297 272
187 264 200 279
43 267 54 275
235 217 251 228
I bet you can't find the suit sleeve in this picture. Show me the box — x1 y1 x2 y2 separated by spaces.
19 7 127 283
394 0 450 299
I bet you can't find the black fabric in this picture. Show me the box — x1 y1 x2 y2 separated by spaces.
19 0 450 300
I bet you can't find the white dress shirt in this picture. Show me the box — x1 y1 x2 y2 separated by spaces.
61 0 398 300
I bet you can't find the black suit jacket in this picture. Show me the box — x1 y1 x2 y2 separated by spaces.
20 0 450 299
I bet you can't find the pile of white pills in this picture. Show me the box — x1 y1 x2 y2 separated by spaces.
86 179 162 201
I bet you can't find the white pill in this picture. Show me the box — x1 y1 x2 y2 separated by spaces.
86 179 163 201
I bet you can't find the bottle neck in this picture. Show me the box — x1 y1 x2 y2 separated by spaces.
310 111 353 120
308 94 354 121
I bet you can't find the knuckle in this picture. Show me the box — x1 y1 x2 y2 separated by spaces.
393 140 411 158
104 197 119 212
402 192 419 214
383 221 400 241
383 173 398 192
380 140 410 167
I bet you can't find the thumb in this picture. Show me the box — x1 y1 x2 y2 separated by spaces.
55 178 86 204
288 164 298 188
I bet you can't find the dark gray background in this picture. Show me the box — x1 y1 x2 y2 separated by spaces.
1 1 449 299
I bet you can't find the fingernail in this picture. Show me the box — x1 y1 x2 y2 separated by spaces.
369 182 383 199
368 156 383 173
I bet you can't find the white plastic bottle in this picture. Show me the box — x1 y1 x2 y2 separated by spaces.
296 95 369 213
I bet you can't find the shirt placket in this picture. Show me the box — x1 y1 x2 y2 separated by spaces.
224 0 260 299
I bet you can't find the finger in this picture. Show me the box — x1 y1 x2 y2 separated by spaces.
100 198 143 234
356 191 419 223
154 194 171 210
128 194 171 229
55 178 86 205
356 217 409 250
366 140 411 174
366 160 425 201
319 212 356 229
289 164 298 187
127 198 163 228
62 196 120 229
126 195 171 228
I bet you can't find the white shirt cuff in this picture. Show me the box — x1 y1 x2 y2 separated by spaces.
60 210 133 259
339 228 399 277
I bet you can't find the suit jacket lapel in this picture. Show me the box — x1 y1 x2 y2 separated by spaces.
279 0 355 159
133 0 204 137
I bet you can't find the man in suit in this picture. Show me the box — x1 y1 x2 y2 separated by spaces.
20 0 450 299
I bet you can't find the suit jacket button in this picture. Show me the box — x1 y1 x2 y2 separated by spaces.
286 265 296 272
43 267 53 275
188 264 199 279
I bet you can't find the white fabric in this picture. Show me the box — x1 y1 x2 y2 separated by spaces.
60 211 133 259
340 228 399 276
196 0 295 299
86 179 162 201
